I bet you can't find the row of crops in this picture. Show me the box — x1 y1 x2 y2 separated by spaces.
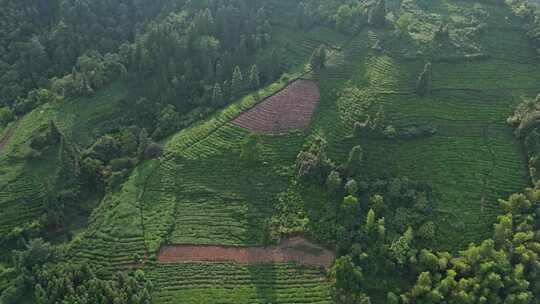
146 262 332 304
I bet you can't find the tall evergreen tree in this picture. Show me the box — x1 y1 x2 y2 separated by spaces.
249 64 260 89
212 83 224 107
231 66 244 98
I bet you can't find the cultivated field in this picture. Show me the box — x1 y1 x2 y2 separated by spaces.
233 80 320 134
158 237 334 269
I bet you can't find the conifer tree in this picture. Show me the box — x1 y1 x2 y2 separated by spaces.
249 64 260 89
231 66 244 98
212 83 224 107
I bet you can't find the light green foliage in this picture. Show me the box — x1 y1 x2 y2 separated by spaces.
389 227 414 266
345 179 359 195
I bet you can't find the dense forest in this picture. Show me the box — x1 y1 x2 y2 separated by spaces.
1 0 540 303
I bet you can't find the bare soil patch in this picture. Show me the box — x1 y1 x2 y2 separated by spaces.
233 80 320 134
158 237 334 269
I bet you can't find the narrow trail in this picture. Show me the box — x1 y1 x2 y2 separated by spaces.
158 236 335 270
0 119 22 153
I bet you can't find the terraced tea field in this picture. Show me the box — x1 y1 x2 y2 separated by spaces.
311 2 539 250
8 1 537 303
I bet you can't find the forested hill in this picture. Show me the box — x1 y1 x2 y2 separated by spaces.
1 0 540 303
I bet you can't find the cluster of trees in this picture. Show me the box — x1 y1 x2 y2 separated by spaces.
296 0 386 34
508 93 540 181
0 0 180 107
126 1 280 114
393 185 540 303
2 0 283 138
0 239 153 304
81 127 163 191
325 163 540 303
509 0 540 59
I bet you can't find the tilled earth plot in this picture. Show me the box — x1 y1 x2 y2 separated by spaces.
158 237 334 269
233 79 320 134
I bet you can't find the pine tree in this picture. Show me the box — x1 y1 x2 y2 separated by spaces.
249 64 260 89
231 66 244 98
212 83 224 107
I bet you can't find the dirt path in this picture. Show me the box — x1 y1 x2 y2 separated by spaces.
0 119 21 152
158 237 335 270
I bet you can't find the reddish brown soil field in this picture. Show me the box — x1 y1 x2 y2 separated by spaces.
233 80 320 134
158 237 334 269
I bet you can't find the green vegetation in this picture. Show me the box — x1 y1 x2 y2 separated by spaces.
2 0 540 303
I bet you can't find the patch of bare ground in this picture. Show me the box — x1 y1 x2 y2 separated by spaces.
233 80 320 134
158 237 334 269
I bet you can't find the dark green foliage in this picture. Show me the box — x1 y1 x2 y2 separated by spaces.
0 106 14 126
231 66 245 98
416 62 432 96
368 0 386 28
0 238 152 304
346 145 363 177
329 255 369 304
212 83 225 107
249 64 261 90
398 186 540 303
327 170 343 196
509 0 540 59
240 133 263 163
297 1 369 34
310 45 327 71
